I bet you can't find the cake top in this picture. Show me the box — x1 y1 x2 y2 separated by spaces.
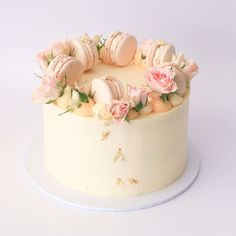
32 31 199 125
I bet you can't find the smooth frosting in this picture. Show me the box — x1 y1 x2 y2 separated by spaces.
44 95 189 197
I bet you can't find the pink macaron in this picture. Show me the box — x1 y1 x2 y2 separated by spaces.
71 37 98 72
145 41 176 67
103 32 137 66
46 55 83 87
90 76 125 104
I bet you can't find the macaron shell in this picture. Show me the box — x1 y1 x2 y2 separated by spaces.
152 46 163 66
103 32 121 65
105 78 119 99
84 43 94 70
160 44 176 63
72 40 90 71
72 39 99 72
110 33 124 64
87 41 99 69
104 76 125 100
90 78 113 104
53 56 74 76
113 34 137 66
47 55 66 76
145 43 157 67
57 58 83 86
112 78 125 99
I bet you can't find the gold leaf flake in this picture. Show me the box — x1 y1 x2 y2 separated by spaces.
101 131 110 140
129 178 138 185
116 178 124 186
114 148 124 162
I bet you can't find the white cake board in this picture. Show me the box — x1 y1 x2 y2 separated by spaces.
24 134 200 212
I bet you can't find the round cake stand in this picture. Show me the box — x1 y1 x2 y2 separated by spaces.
24 134 200 212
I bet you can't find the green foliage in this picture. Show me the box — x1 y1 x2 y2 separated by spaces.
78 91 89 103
97 38 106 52
134 101 144 112
58 107 74 116
160 94 168 103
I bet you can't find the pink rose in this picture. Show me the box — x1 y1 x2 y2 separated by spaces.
145 67 178 94
182 61 199 80
32 75 61 104
109 100 130 123
141 39 154 57
127 85 148 107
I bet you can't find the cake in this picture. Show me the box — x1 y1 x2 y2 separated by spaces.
32 32 199 197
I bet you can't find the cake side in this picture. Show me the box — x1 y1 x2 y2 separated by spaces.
43 92 189 197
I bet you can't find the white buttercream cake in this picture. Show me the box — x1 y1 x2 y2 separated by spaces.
32 32 199 197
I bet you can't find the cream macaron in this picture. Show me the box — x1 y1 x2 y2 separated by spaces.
46 55 83 87
145 41 176 67
103 32 137 66
90 76 125 104
71 37 99 72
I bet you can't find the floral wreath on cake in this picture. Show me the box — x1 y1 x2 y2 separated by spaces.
32 32 199 125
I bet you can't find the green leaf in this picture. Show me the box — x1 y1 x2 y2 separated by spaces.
59 87 65 98
90 91 96 99
160 94 168 103
46 99 56 104
57 77 70 98
134 101 144 112
34 73 41 79
58 107 74 116
97 38 106 52
125 115 131 124
79 91 89 103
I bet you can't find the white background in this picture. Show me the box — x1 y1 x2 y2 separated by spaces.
1 0 236 235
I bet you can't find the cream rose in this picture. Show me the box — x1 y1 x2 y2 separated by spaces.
92 103 112 121
145 67 178 94
127 85 148 108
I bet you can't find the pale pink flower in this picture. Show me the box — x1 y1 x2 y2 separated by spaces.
141 39 154 57
127 85 148 107
36 49 52 72
145 66 178 94
50 41 70 57
182 61 199 80
172 53 187 68
32 75 60 104
109 100 130 123
36 41 70 72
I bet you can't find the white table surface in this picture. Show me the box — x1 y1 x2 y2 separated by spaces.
1 0 236 235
